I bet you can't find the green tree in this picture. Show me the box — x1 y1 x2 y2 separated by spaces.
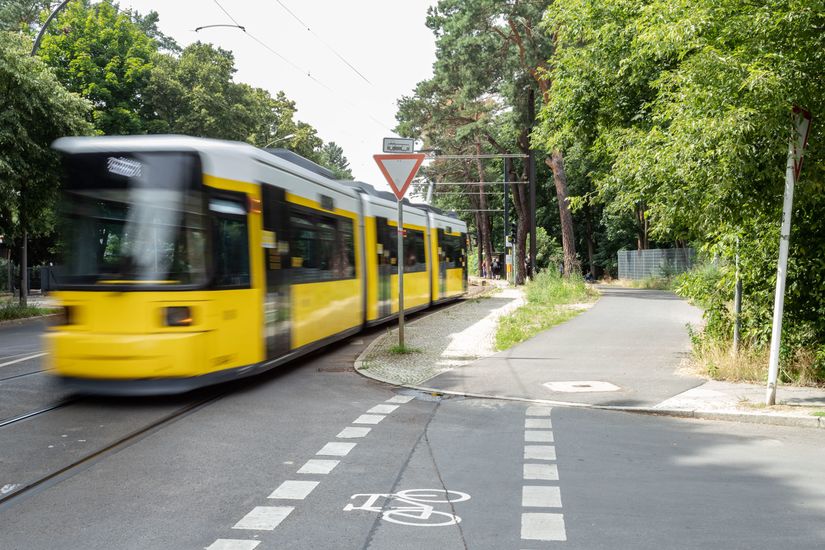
0 0 49 32
539 0 825 366
320 142 353 180
36 0 155 135
0 31 92 298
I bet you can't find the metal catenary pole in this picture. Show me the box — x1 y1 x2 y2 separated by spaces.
397 200 405 347
503 158 511 283
733 239 742 356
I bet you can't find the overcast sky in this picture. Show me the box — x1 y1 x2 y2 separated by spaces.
123 0 438 190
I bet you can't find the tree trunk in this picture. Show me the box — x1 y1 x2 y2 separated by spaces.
509 168 529 285
546 151 578 276
584 205 596 276
475 141 493 279
636 203 648 250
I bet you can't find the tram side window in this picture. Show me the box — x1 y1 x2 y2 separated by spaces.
441 234 464 269
289 208 356 283
403 229 427 273
211 199 250 288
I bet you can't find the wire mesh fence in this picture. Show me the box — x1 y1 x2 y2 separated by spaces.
617 248 695 280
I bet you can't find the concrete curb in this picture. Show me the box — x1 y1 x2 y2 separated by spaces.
353 313 825 430
0 313 58 330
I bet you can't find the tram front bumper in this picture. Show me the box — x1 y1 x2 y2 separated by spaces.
45 331 209 380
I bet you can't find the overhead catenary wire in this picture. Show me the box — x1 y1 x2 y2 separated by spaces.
273 0 372 85
209 0 393 133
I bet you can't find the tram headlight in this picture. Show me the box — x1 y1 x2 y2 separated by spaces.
165 306 193 327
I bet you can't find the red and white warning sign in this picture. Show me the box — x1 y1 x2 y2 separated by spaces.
374 153 425 201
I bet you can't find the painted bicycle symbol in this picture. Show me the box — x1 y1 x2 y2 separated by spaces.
343 488 471 527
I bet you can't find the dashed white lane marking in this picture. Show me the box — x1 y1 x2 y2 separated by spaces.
523 463 559 481
524 445 556 461
205 539 260 550
0 352 47 369
367 404 399 414
297 459 340 474
525 430 554 443
526 405 553 417
525 418 552 429
268 480 319 500
317 442 357 457
386 395 415 404
232 506 294 530
353 414 385 425
522 486 562 508
521 513 567 541
337 426 371 438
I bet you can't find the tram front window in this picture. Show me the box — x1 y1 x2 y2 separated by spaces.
56 152 208 288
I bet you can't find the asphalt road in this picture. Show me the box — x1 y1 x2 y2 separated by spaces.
426 286 706 406
1 320 824 549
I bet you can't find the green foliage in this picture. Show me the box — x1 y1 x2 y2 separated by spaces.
535 226 563 270
539 0 825 366
320 142 353 180
37 0 156 135
0 0 49 32
388 344 421 355
495 269 595 350
0 31 92 239
0 301 54 321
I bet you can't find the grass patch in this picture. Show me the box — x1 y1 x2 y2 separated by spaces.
0 301 55 322
495 271 597 351
812 411 825 417
689 335 825 386
611 276 677 290
388 344 421 355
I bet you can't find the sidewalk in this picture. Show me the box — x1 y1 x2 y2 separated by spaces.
355 286 825 429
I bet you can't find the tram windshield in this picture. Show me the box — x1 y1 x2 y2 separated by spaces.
55 152 208 288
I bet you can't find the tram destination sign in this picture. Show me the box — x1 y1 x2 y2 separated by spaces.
383 137 415 154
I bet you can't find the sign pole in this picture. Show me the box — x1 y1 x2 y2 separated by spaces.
373 151 425 351
397 200 405 347
766 107 811 406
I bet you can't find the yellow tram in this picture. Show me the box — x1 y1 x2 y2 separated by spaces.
46 136 467 394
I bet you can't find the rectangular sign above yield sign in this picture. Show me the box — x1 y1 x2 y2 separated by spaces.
383 137 415 154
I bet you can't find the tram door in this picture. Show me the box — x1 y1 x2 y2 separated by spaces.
437 229 447 299
262 185 291 358
376 217 392 318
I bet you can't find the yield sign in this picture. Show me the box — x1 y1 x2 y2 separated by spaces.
374 153 425 200
791 106 812 183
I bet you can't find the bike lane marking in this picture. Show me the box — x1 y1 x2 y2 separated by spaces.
205 539 260 550
337 426 371 438
317 442 357 456
232 506 294 530
521 406 567 542
207 393 417 548
268 480 319 500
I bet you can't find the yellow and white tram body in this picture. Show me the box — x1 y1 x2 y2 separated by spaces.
46 136 467 394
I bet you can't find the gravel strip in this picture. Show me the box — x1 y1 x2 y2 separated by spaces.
357 287 525 385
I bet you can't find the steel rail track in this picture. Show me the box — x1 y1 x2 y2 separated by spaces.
0 392 226 508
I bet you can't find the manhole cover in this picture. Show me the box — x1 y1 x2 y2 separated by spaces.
543 380 620 393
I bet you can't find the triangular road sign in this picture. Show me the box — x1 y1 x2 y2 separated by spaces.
791 106 812 183
374 153 425 200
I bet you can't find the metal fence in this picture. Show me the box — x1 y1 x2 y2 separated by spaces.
617 248 695 280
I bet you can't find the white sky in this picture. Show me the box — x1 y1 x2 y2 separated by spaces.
122 0 438 190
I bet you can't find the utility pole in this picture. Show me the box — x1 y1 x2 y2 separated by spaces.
503 158 510 282
527 89 537 278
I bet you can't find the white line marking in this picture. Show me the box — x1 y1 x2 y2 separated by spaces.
523 463 559 481
297 459 339 474
353 414 385 425
205 539 261 550
525 418 552 429
524 445 556 461
0 352 47 369
522 486 562 508
317 442 356 457
521 512 567 541
525 430 554 443
386 395 415 404
268 480 319 500
526 405 553 417
232 506 293 530
367 404 399 414
337 426 371 438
